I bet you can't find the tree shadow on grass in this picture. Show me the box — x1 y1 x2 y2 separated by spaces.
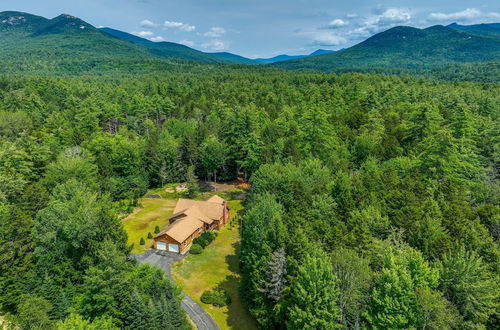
211 241 258 329
226 241 241 273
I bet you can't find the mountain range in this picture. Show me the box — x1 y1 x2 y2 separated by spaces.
273 24 500 72
208 49 336 64
0 10 499 76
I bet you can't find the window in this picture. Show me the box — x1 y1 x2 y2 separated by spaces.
198 227 202 232
184 241 187 246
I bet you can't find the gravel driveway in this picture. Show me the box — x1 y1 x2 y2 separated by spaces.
131 249 220 330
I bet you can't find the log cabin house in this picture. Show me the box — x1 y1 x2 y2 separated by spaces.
153 195 229 253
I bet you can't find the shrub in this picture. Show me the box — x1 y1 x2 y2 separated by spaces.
147 232 153 239
190 244 203 254
200 290 231 307
193 236 208 248
206 231 218 241
139 237 145 245
154 225 160 234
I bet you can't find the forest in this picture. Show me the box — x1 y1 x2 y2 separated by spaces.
0 69 498 329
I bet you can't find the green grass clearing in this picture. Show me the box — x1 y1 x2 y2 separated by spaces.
172 199 257 330
121 197 177 253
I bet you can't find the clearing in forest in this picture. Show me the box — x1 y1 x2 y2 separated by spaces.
172 199 258 330
121 197 177 253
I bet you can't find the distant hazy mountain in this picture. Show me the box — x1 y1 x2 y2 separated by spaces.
448 22 500 35
273 24 500 72
210 49 335 64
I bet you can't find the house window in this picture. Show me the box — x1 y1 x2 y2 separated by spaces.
198 227 202 232
184 241 187 246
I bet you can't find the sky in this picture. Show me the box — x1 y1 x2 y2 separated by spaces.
2 1 500 58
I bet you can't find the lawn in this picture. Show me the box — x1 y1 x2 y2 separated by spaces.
172 199 258 330
121 197 177 253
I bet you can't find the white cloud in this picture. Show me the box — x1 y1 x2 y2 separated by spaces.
311 31 346 46
164 21 184 28
178 40 195 47
204 27 226 37
202 39 229 51
428 8 481 21
140 19 159 28
376 8 411 25
132 30 154 38
328 19 348 28
150 36 165 42
428 8 500 23
164 20 196 32
346 13 358 18
350 7 412 38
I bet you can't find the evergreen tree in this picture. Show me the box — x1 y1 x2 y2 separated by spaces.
126 292 154 330
439 247 498 326
186 165 199 198
259 248 287 303
286 251 340 329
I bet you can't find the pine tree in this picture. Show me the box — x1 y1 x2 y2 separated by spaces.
186 165 199 198
259 248 287 303
286 251 340 329
126 291 154 330
439 247 498 326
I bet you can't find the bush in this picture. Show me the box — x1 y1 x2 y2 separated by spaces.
193 230 218 249
139 237 145 245
147 232 153 239
154 225 160 234
193 236 208 248
200 290 231 307
190 244 203 254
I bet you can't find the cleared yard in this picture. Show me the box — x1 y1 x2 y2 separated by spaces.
172 200 258 330
121 198 177 253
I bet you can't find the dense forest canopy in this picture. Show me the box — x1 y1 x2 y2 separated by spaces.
0 69 498 329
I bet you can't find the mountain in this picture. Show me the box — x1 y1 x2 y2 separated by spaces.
273 25 500 72
309 49 335 56
0 11 226 74
254 54 308 64
210 49 335 64
208 52 257 64
448 22 500 35
100 28 226 63
33 14 97 35
0 11 49 33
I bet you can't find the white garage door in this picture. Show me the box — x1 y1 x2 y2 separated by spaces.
168 243 179 253
157 242 167 250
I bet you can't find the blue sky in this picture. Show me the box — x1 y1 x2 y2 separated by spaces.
2 1 499 57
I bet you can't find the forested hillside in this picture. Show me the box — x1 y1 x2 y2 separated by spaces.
0 70 498 328
0 11 225 75
273 25 500 80
1 11 498 82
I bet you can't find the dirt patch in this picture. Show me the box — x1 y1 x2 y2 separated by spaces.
165 183 187 193
199 181 249 192
146 194 162 198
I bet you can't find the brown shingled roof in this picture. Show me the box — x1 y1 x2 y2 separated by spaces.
173 198 224 221
205 195 225 204
155 215 203 243
156 196 227 244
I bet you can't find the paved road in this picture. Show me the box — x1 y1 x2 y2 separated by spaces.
132 250 220 330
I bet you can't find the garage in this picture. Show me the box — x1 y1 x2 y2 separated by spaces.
156 241 167 250
168 243 180 253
